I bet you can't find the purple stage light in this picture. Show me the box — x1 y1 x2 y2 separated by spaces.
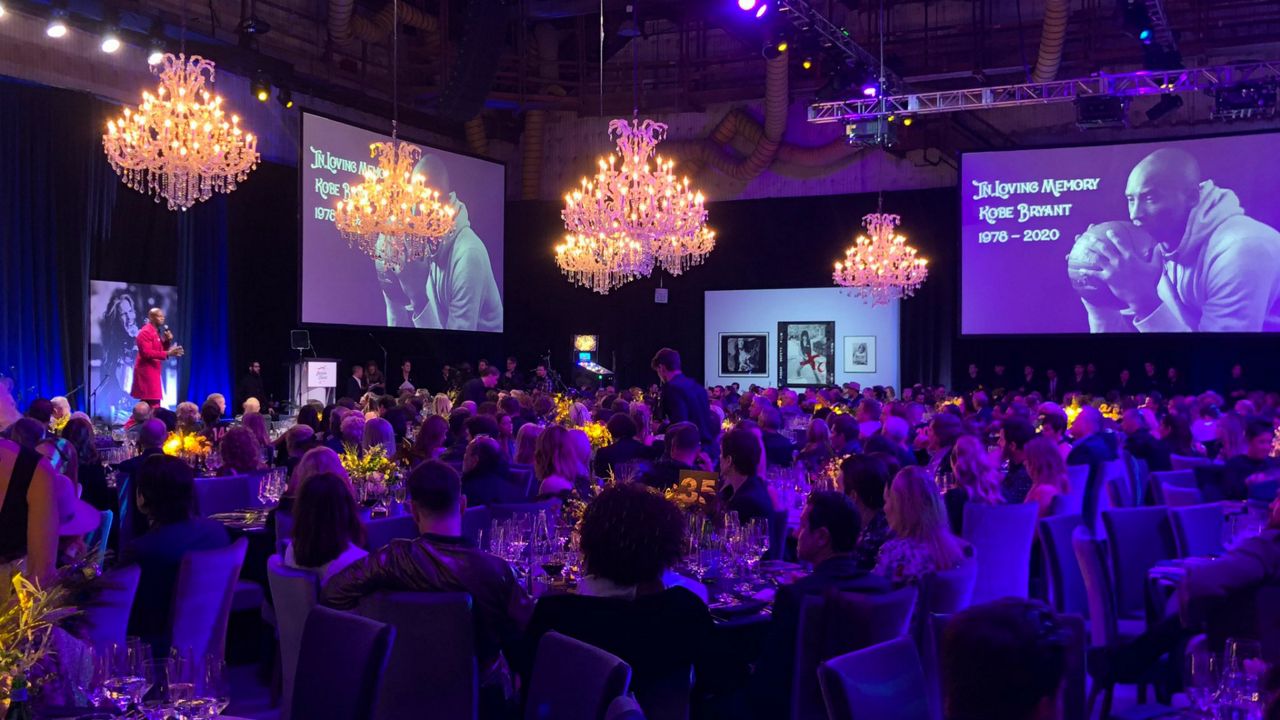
862 83 878 98
755 3 769 18
738 0 757 11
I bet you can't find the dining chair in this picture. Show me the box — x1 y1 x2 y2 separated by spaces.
1257 585 1280 665
1057 465 1090 517
291 606 394 720
357 591 478 720
193 474 255 517
364 514 419 551
605 696 647 720
961 501 1039 604
917 555 977 619
462 505 492 544
1101 508 1178 621
508 463 537 499
171 536 248 661
791 586 918 720
1038 514 1088 617
1168 504 1225 559
1161 484 1204 508
817 636 929 720
80 564 141 650
85 509 113 569
525 631 633 720
1170 455 1211 471
767 507 790 561
266 554 320 720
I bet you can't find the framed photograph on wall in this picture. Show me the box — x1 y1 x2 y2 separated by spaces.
844 336 877 373
778 321 835 387
718 333 769 377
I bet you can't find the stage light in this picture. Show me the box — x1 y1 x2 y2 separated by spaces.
46 13 68 38
251 72 271 103
861 82 878 97
147 40 166 66
801 56 813 70
737 0 756 10
1138 28 1152 44
776 40 788 53
1212 82 1277 121
277 87 294 109
754 3 769 18
0 4 7 19
1145 93 1182 122
902 116 913 126
1075 95 1130 129
100 29 121 53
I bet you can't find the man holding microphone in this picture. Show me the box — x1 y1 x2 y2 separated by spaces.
130 307 184 408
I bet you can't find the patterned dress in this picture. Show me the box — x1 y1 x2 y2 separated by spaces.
875 537 973 586
853 511 892 571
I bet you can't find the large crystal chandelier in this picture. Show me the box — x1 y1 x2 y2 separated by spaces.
833 212 929 306
557 117 715 294
103 53 259 211
332 0 454 271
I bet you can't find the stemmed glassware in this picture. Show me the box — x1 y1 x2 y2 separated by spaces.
100 639 153 712
1183 649 1219 716
1217 637 1264 718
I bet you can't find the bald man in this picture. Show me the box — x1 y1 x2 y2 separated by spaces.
374 154 503 332
129 307 183 407
1079 148 1280 332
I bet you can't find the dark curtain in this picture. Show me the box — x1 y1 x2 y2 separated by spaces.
177 197 232 406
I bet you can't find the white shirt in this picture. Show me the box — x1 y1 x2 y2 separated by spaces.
283 541 368 584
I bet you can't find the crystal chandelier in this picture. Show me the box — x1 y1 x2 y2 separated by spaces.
103 53 259 211
833 212 929 306
557 118 715 294
332 0 454 271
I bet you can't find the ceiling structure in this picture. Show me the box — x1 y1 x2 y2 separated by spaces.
5 0 1279 148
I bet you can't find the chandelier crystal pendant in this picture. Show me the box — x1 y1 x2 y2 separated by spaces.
103 53 259 211
331 0 454 272
557 118 715 294
832 212 929 306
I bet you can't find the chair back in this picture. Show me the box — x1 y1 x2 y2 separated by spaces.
490 500 559 523
917 556 977 618
171 537 247 660
508 463 537 498
81 564 141 649
365 514 419 551
193 474 256 517
1171 454 1211 471
961 502 1039 604
1168 504 1225 558
1101 507 1178 620
1072 528 1118 647
1163 484 1204 507
274 509 295 555
462 505 492 545
1057 465 1089 516
1149 470 1196 505
817 636 929 720
1258 586 1280 665
605 696 648 720
267 554 320 720
357 592 477 720
1038 514 1088 616
86 509 113 568
1098 457 1131 507
766 508 789 561
292 606 394 720
792 586 918 720
525 631 632 720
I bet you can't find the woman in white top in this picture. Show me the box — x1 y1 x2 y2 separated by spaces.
284 471 367 583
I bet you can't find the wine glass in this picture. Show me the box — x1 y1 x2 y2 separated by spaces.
140 658 176 719
205 450 222 475
201 654 231 717
1224 637 1262 674
392 478 407 506
1183 649 1219 716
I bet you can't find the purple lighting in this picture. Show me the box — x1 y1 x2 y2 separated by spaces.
862 84 878 98
737 0 757 10
755 3 769 18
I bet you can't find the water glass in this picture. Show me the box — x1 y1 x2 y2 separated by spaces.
1184 650 1219 715
1224 637 1262 674
201 655 230 716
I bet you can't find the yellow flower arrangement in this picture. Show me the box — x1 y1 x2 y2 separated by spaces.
581 421 612 451
49 415 69 434
162 431 211 459
553 394 574 425
1 574 76 706
339 443 395 481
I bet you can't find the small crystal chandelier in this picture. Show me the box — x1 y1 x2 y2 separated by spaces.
833 212 929 306
333 0 454 271
103 53 259 211
557 117 715 294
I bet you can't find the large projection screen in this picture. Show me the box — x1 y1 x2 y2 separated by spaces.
960 132 1280 335
300 112 505 332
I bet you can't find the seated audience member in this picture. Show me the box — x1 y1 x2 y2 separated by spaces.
755 491 892 718
241 412 273 461
362 417 397 460
123 401 152 433
1038 410 1072 461
1121 409 1172 473
495 413 517 460
593 413 657 477
175 402 201 434
199 399 228 445
828 414 861 456
841 454 894 571
242 397 261 417
943 435 1005 535
924 413 964 482
516 483 713 714
0 435 61 585
323 461 532 694
857 398 883 439
1065 406 1118 531
322 407 349 454
152 407 178 433
639 422 707 491
296 402 323 434
60 417 114 514
1220 417 1279 501
7 418 46 449
284 472 367 583
942 599 1068 720
1000 418 1037 503
217 426 264 476
461 436 521 506
409 414 449 464
719 426 774 523
1160 412 1199 458
280 424 317 476
758 406 796 469
876 466 972 586
116 419 169 543
123 455 231 653
440 410 474 463
513 422 542 466
864 415 917 470
534 425 581 499
47 396 70 428
629 402 656 448
795 418 832 472
1025 436 1071 518
1214 413 1247 464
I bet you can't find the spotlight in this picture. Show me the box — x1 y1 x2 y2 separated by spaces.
861 82 878 98
737 0 756 10
0 3 6 19
147 40 166 66
754 3 769 18
1138 28 1153 44
46 13 68 38
1145 93 1183 122
801 56 813 70
238 15 271 35
100 29 121 53
251 72 272 103
761 32 788 59
277 87 294 109
902 116 913 126
1075 95 1130 129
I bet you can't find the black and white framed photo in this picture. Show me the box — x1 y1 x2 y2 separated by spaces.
718 333 769 377
778 321 835 387
844 336 877 373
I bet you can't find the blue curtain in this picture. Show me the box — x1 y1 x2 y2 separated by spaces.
177 198 233 411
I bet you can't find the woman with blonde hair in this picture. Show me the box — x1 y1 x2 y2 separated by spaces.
629 402 654 446
876 466 971 586
362 417 397 460
1023 436 1070 518
943 434 1005 534
430 393 453 418
535 425 581 498
1215 412 1246 462
514 422 543 466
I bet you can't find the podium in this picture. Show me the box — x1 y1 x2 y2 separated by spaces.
291 358 339 408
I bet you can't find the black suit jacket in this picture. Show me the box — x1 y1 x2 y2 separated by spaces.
342 375 366 401
593 438 658 477
762 430 796 468
659 374 717 448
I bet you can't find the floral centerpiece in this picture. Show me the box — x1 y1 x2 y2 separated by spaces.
1 575 77 711
340 444 395 506
162 430 211 471
553 394 575 425
581 421 612 451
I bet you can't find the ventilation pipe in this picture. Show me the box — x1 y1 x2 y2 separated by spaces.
1030 0 1070 82
464 116 489 157
328 0 442 54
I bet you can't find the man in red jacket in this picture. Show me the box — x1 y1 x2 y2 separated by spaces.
130 308 183 407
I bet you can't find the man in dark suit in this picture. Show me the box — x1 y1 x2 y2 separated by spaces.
1115 368 1136 396
651 348 718 458
1067 364 1089 397
1019 365 1037 395
759 406 796 469
1067 406 1119 532
342 363 366 401
1044 368 1062 402
498 356 524 392
460 437 522 507
115 419 169 546
828 414 861 456
990 364 1009 393
593 414 658 478
1141 361 1163 395
754 491 891 718
461 366 499 405
640 422 706 491
962 363 983 393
